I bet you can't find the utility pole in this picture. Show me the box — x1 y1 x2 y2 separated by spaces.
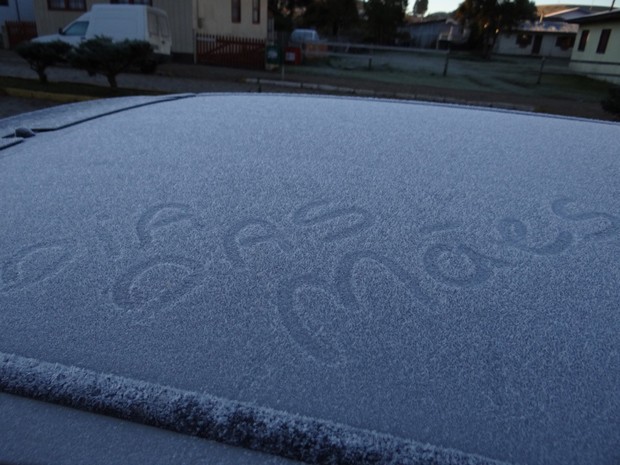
15 0 22 22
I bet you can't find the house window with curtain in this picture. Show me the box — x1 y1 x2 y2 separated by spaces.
232 0 241 23
252 0 260 24
596 29 611 54
110 0 153 4
48 0 86 10
577 30 589 51
555 35 575 50
515 33 532 48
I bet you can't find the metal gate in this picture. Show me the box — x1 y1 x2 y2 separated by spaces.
196 34 265 70
5 21 38 48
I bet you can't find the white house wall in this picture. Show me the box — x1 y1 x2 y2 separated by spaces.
196 0 266 39
1 0 36 23
570 21 620 84
495 32 574 58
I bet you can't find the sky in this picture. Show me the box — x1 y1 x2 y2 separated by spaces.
417 0 617 15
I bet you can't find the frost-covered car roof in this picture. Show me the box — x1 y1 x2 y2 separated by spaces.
0 94 618 465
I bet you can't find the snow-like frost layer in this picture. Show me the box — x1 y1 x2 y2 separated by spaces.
0 94 618 465
0 352 506 465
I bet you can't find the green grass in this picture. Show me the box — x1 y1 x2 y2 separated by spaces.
285 52 611 104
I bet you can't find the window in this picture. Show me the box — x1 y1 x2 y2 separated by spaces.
148 12 158 34
252 0 260 24
516 33 532 48
231 0 240 23
577 30 589 51
48 0 86 10
111 0 153 4
63 20 88 35
555 35 575 50
0 0 9 7
596 29 611 54
157 15 169 37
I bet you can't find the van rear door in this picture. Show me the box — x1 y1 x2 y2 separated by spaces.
147 10 171 57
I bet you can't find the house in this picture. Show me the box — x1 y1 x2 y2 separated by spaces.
492 6 614 58
493 7 602 58
569 8 620 84
1 0 36 48
32 0 268 60
493 20 578 58
401 15 468 49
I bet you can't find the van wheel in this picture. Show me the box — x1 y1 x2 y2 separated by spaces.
140 62 157 74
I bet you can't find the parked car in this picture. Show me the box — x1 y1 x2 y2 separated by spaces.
289 28 327 62
33 4 171 65
289 28 321 44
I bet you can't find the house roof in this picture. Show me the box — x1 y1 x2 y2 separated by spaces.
544 7 602 21
536 4 611 16
569 8 620 23
512 20 579 33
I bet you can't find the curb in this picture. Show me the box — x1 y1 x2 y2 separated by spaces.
246 78 536 113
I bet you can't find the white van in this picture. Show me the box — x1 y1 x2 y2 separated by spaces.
34 4 171 62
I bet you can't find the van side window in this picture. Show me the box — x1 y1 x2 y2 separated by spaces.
63 21 89 36
157 16 170 37
148 13 158 35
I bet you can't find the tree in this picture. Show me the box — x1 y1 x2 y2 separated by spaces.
269 0 314 31
15 41 72 84
365 0 409 44
456 0 536 57
302 0 359 37
413 0 428 17
69 37 152 88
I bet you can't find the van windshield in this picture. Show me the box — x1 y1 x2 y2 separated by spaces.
63 21 89 36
